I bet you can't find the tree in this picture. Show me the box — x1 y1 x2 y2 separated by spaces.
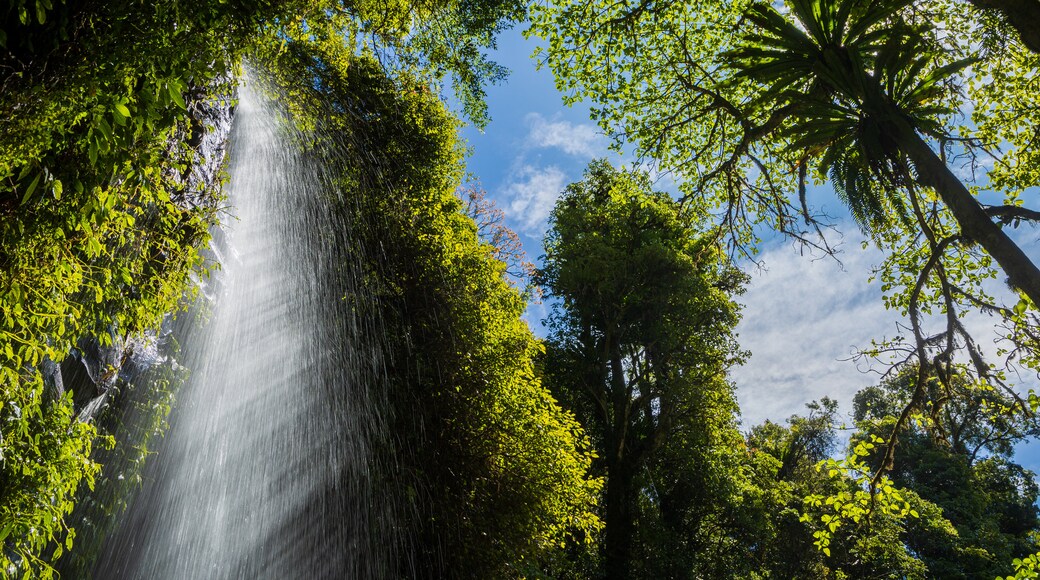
529 0 1040 501
743 398 1016 579
854 370 1040 578
539 160 747 579
528 0 1040 300
459 183 538 296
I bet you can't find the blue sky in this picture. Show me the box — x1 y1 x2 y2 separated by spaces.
455 27 1040 470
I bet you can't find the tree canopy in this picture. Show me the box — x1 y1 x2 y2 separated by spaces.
854 370 1040 577
539 160 748 578
529 0 1040 531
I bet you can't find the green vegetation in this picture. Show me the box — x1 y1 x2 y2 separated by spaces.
54 356 185 579
533 160 1040 579
538 161 748 578
527 0 1040 441
854 371 1040 578
2 0 237 572
529 0 1040 575
251 43 601 575
4 0 1040 577
3 0 595 576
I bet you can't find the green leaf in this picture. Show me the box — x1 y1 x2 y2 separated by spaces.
96 116 114 146
114 102 131 120
168 83 186 110
1014 299 1028 316
21 172 42 204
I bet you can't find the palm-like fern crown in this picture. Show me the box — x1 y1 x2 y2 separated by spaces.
728 0 974 234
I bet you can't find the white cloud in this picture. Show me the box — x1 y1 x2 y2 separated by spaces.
525 113 605 157
732 237 896 428
732 228 1040 430
501 164 568 234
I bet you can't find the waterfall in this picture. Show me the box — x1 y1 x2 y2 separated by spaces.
92 77 404 579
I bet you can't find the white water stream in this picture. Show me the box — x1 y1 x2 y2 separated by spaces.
93 79 403 579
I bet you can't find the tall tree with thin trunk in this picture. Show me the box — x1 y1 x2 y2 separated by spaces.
539 160 746 579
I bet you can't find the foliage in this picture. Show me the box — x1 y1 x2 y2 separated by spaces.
1005 552 1040 580
458 183 538 298
538 160 748 579
528 0 1040 572
1 0 238 573
741 370 1040 579
251 43 601 576
854 370 1040 578
2 0 526 574
53 352 184 579
802 433 916 558
0 383 102 578
766 369 1040 579
527 0 1040 297
744 400 945 579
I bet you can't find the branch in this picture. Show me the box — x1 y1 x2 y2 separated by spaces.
983 204 1040 226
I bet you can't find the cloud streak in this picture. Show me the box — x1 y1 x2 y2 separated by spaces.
501 164 568 234
524 113 606 158
732 237 896 428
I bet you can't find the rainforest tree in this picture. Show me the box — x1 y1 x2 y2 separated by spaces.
744 400 970 579
853 370 1040 577
741 373 1040 578
539 160 746 579
529 0 1040 516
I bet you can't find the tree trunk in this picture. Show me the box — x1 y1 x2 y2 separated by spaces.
877 99 1040 309
602 332 637 579
603 458 637 580
905 137 1040 308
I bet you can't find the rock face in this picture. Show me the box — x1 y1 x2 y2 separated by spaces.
50 84 235 578
62 336 122 414
58 85 234 422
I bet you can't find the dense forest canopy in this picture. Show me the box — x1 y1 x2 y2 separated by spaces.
529 0 1040 567
2 0 1040 577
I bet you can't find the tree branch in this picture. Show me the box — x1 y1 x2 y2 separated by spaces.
983 204 1040 226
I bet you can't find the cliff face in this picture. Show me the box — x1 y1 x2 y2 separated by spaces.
49 88 235 578
54 86 234 422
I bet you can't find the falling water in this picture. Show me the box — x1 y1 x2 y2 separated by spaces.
93 77 404 578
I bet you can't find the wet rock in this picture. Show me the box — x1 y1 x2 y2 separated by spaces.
60 336 123 414
41 357 64 402
60 81 234 422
